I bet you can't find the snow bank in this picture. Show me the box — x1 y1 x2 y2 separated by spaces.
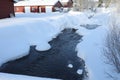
0 73 59 80
0 14 62 66
76 12 110 80
77 27 107 80
0 18 61 66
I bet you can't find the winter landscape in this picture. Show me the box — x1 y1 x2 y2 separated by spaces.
0 0 120 80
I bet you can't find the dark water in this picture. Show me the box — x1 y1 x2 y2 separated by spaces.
80 24 100 30
0 28 86 80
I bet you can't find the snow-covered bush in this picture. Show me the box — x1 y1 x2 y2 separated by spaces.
103 23 120 78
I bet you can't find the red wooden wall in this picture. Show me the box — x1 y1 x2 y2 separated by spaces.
0 0 15 19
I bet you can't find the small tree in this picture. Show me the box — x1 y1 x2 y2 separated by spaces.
116 0 120 13
73 0 89 11
98 0 103 7
104 0 111 8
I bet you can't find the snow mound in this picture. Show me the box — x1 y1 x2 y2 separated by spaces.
0 73 59 80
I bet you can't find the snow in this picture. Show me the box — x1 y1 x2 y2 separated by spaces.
0 12 92 80
77 27 107 80
67 64 73 68
0 8 117 80
77 69 83 75
0 73 59 80
76 11 110 80
14 0 59 6
60 0 69 2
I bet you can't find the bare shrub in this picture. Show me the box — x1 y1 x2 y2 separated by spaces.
103 24 120 73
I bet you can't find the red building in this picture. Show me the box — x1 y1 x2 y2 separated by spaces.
0 0 15 19
14 0 63 13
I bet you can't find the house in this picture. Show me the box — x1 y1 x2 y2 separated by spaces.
60 0 73 8
60 0 73 12
14 0 63 13
0 0 15 19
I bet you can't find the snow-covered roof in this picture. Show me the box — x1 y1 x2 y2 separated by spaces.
60 0 69 3
93 0 98 1
14 0 59 6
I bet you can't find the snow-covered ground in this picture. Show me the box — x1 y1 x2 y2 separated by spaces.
0 73 59 80
0 9 114 80
0 12 98 67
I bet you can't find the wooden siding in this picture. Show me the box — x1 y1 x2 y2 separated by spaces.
52 7 55 12
14 6 25 12
0 0 15 19
40 6 46 13
54 1 63 8
30 6 39 13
